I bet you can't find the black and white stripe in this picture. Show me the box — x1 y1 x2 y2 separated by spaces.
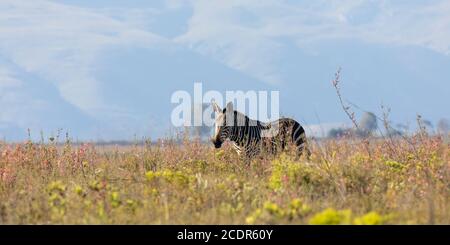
212 102 309 160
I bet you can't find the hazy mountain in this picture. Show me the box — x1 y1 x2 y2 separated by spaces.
1 1 449 141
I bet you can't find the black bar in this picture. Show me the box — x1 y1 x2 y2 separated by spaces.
0 225 449 243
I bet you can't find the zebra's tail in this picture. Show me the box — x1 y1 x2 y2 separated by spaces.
292 120 310 158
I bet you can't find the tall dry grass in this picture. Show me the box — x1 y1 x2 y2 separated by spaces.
0 131 448 224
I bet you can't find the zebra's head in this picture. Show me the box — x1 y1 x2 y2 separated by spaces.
211 101 234 148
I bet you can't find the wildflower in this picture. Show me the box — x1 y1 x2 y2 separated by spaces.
126 199 138 213
245 216 256 225
309 208 352 225
354 212 385 225
126 199 135 206
216 183 226 190
74 185 85 197
97 203 105 218
110 191 121 208
263 201 284 218
288 198 311 219
385 160 406 172
268 160 283 190
245 208 262 225
88 180 102 191
47 181 66 195
194 160 208 171
145 170 193 187
145 171 157 181
215 150 225 158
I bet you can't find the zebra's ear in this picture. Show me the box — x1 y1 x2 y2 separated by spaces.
211 100 222 113
226 102 233 112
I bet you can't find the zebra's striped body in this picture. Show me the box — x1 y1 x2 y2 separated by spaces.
212 102 309 160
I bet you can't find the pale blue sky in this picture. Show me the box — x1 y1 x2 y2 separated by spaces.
0 0 449 140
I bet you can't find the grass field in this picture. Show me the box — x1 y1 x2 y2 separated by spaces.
0 133 449 224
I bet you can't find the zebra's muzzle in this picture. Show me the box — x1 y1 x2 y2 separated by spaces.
211 138 222 148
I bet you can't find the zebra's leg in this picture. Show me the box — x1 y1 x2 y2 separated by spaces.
261 138 275 156
243 146 260 165
295 141 311 160
270 139 278 155
289 120 309 160
280 139 286 151
244 156 251 166
240 152 252 165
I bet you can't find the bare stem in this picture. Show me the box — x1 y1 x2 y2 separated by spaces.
331 67 372 158
331 67 360 130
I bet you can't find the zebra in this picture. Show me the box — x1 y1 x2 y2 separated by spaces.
211 101 310 161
